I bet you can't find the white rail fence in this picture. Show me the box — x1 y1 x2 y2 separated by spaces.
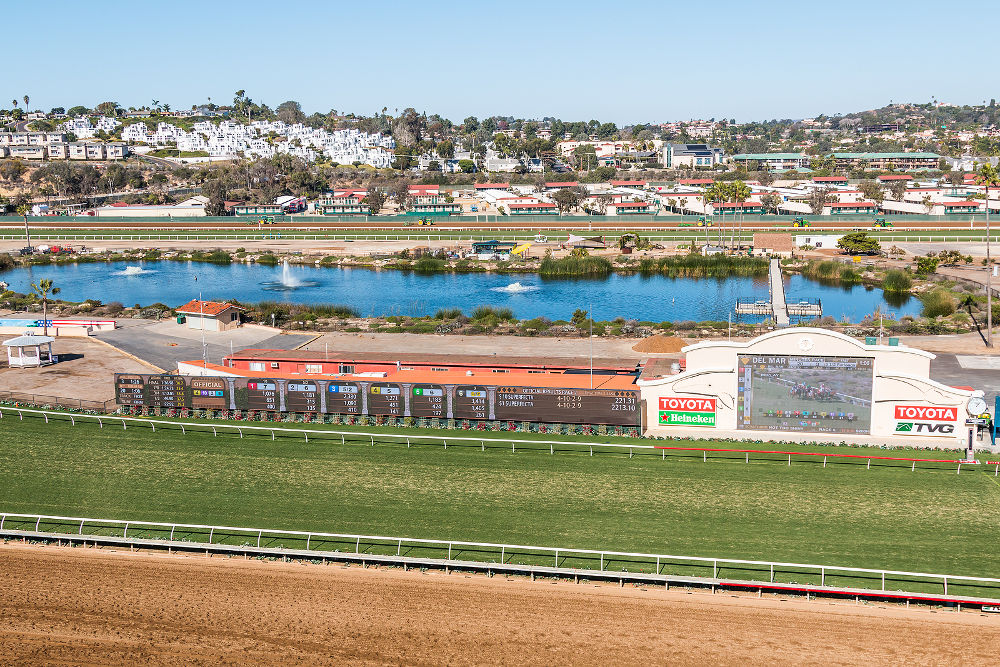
3 512 999 603
1 408 974 472
0 407 649 456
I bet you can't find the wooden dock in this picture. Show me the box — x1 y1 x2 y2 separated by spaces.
734 258 821 324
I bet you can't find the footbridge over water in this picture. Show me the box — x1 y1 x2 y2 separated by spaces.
734 258 821 326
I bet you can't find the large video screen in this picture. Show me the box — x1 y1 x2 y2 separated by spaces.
736 355 873 435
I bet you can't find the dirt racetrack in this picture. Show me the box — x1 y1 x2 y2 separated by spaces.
2 544 999 665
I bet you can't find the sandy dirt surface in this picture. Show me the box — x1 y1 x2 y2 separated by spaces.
1 544 998 666
0 336 154 401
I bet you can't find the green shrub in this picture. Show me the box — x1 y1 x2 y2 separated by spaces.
471 305 515 321
638 254 767 278
882 269 913 293
921 289 957 318
256 253 279 266
414 256 447 272
539 255 613 277
434 307 463 319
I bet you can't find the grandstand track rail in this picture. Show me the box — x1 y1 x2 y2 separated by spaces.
2 512 998 608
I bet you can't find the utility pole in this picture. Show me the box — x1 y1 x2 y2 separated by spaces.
988 182 993 347
23 212 31 251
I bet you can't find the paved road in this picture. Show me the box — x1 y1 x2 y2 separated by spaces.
931 354 1000 406
94 320 315 371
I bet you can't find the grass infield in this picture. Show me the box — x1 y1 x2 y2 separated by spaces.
2 413 999 585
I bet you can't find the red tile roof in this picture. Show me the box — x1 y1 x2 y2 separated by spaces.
612 201 651 207
475 182 510 189
826 201 877 208
877 175 913 181
713 202 760 208
175 300 243 316
610 180 646 186
508 202 557 209
812 176 847 182
943 201 981 207
545 181 579 187
184 360 638 390
678 179 714 185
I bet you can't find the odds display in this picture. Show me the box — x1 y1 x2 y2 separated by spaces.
115 374 640 426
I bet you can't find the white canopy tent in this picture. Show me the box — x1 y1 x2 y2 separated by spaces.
3 334 56 368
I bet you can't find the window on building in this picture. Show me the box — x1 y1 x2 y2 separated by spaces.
492 369 509 373
431 367 449 371
305 364 322 374
338 364 355 374
270 362 279 369
249 362 264 372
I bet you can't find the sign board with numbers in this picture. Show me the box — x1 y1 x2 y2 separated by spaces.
115 374 639 426
494 386 639 425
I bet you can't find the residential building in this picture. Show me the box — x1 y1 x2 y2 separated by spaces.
730 153 808 171
830 152 939 171
606 201 654 215
176 300 244 332
85 143 106 160
507 202 558 215
663 144 725 168
823 201 878 215
46 143 68 159
8 145 46 159
711 202 765 215
105 143 128 160
232 204 284 216
68 142 89 160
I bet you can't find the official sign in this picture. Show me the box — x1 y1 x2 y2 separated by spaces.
893 405 958 436
894 422 955 435
659 397 716 427
893 405 957 421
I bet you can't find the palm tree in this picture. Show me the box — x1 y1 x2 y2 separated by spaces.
978 163 1000 346
730 180 752 249
22 95 29 109
11 100 16 108
30 279 60 336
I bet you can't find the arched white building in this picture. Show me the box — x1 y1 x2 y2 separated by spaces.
638 328 981 448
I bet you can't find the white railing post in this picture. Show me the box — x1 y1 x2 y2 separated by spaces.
123 522 129 538
208 528 214 544
170 525 175 540
448 543 452 560
555 549 559 567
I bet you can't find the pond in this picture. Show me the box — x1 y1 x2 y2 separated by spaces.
0 261 920 323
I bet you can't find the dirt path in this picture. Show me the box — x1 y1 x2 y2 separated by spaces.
1 544 998 665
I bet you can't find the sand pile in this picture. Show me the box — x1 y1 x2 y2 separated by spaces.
632 335 688 353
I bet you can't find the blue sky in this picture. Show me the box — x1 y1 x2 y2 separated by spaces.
5 0 998 124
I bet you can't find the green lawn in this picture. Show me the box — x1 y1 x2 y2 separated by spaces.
2 412 998 588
